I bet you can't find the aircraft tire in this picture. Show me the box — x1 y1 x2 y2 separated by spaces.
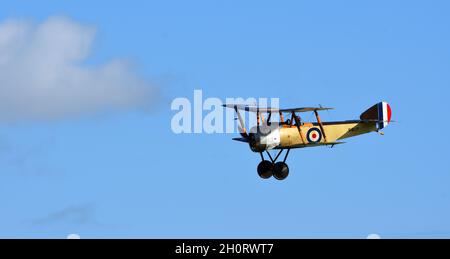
257 160 273 179
273 162 289 180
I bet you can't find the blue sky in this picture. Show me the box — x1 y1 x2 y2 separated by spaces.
0 0 449 238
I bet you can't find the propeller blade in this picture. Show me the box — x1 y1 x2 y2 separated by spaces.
232 138 250 143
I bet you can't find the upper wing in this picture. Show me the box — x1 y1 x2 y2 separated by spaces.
279 107 334 113
223 104 333 113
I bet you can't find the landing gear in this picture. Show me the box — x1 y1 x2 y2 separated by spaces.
257 149 291 180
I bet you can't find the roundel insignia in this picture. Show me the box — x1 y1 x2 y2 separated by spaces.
306 128 322 143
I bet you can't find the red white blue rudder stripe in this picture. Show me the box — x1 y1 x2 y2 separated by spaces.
360 101 393 129
377 101 392 129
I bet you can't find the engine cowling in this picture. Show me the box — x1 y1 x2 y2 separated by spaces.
248 125 281 152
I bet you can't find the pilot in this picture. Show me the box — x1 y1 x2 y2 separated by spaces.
296 116 303 126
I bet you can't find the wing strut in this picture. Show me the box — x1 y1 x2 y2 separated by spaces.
314 110 328 142
234 106 248 137
292 112 306 145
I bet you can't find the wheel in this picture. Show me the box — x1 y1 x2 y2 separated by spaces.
273 162 289 180
257 160 273 179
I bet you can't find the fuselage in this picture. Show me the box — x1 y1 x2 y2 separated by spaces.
248 120 377 152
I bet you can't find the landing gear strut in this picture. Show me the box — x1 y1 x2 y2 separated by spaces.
257 149 290 180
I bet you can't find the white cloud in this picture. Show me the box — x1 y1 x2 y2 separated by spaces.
67 234 81 239
0 16 156 122
32 204 96 226
367 233 381 239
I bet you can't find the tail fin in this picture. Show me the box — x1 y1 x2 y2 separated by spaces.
360 101 392 129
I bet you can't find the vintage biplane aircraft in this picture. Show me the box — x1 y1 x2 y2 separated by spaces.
224 102 392 180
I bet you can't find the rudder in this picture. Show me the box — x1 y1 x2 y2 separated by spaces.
360 101 392 129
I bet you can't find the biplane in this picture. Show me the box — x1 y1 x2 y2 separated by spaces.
223 101 392 180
